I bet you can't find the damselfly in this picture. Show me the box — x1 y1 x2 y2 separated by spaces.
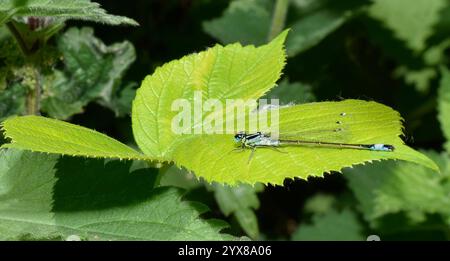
234 131 394 151
234 131 394 162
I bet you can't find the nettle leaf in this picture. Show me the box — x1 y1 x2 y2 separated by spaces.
0 30 27 120
345 151 450 226
0 0 138 27
438 67 450 152
203 0 367 56
368 0 449 93
0 149 233 240
291 209 365 241
98 82 137 117
0 149 59 239
396 38 450 83
133 31 288 161
285 0 368 57
42 27 136 119
1 31 438 185
203 0 273 46
1 116 147 160
0 82 26 121
369 0 447 53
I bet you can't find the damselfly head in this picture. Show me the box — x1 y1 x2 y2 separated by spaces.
234 132 246 143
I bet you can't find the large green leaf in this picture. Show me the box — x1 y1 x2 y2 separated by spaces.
0 0 138 27
132 30 436 185
41 27 136 119
0 149 59 239
1 115 147 160
0 149 233 240
140 99 437 185
132 30 288 162
438 67 450 152
345 151 450 226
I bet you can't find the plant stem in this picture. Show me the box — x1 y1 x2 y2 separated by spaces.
6 22 31 56
6 21 41 115
268 0 290 41
26 66 41 115
155 163 171 186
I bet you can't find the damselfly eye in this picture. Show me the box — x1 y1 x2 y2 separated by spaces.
234 132 245 142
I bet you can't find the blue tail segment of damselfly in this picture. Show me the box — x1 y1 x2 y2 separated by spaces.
234 132 395 152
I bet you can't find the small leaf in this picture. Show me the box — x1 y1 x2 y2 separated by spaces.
1 115 148 160
0 0 138 27
203 0 272 46
396 67 437 93
212 184 262 239
0 149 234 240
438 67 450 152
42 27 136 119
97 82 137 117
291 209 365 241
303 194 336 215
285 0 362 56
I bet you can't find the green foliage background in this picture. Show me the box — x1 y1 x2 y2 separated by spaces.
1 0 450 240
